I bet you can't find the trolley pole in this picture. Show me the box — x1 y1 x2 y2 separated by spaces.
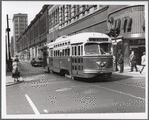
6 14 12 71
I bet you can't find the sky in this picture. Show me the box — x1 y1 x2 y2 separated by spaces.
2 1 54 38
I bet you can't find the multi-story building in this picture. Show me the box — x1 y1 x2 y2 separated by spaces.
12 13 28 56
48 5 145 66
10 36 14 57
17 5 49 60
17 4 146 66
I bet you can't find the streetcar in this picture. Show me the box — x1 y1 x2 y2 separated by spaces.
45 32 113 79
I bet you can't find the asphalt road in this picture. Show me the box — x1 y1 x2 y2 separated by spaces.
6 61 146 118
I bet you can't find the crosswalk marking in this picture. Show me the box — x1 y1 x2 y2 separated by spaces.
25 94 40 115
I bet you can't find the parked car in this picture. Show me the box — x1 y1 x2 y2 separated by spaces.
31 58 43 67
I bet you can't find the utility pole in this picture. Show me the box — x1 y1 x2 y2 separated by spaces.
6 14 12 71
6 35 8 71
6 35 8 61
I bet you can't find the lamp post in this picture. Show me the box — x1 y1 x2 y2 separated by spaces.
6 14 12 71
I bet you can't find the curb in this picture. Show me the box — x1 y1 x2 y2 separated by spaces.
6 77 24 86
6 80 24 86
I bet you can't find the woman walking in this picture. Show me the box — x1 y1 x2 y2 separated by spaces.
12 56 20 82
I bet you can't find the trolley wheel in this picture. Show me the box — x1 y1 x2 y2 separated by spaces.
71 76 75 80
71 76 78 80
47 68 50 73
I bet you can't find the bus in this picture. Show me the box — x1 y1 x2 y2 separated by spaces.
44 32 113 79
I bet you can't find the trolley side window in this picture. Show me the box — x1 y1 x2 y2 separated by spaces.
51 50 53 57
81 45 83 55
75 46 77 56
72 46 75 56
78 46 80 56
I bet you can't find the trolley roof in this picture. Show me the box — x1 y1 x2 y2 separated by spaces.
47 32 111 48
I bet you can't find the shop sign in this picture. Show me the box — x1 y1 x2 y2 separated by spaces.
129 39 145 45
107 5 144 37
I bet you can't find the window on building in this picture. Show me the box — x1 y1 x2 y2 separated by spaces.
49 14 52 28
40 18 46 35
56 8 59 24
76 5 80 14
82 5 86 11
62 5 65 23
34 25 39 38
74 5 76 16
68 5 71 20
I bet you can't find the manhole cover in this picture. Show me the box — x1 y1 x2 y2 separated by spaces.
55 88 71 92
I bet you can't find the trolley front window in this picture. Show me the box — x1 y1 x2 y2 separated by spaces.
85 43 112 55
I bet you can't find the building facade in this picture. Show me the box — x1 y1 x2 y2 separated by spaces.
12 13 28 56
10 36 14 57
107 5 145 65
17 5 49 60
48 4 145 66
17 4 145 66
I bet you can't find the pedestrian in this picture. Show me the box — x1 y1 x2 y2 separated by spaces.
12 58 20 82
140 52 146 73
113 55 116 71
129 51 138 72
118 51 124 73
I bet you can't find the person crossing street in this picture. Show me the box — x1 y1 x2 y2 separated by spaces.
129 51 138 72
140 52 146 74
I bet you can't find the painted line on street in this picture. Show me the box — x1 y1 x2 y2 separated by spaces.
25 94 40 115
92 85 145 101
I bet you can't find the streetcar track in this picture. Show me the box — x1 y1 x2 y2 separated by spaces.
113 81 145 89
92 84 145 101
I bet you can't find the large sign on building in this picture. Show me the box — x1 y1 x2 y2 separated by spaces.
107 5 145 38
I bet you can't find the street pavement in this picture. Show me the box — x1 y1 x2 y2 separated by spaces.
5 60 146 118
6 60 146 86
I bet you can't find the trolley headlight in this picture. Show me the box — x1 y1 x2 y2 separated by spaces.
100 62 106 67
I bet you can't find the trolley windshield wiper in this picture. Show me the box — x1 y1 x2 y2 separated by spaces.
100 47 108 54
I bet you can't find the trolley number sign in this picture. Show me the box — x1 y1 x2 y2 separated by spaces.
89 38 108 42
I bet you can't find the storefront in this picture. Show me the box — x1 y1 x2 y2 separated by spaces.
106 5 145 66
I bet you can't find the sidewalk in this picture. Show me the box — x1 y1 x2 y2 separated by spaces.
6 72 24 86
113 65 146 77
6 62 25 86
